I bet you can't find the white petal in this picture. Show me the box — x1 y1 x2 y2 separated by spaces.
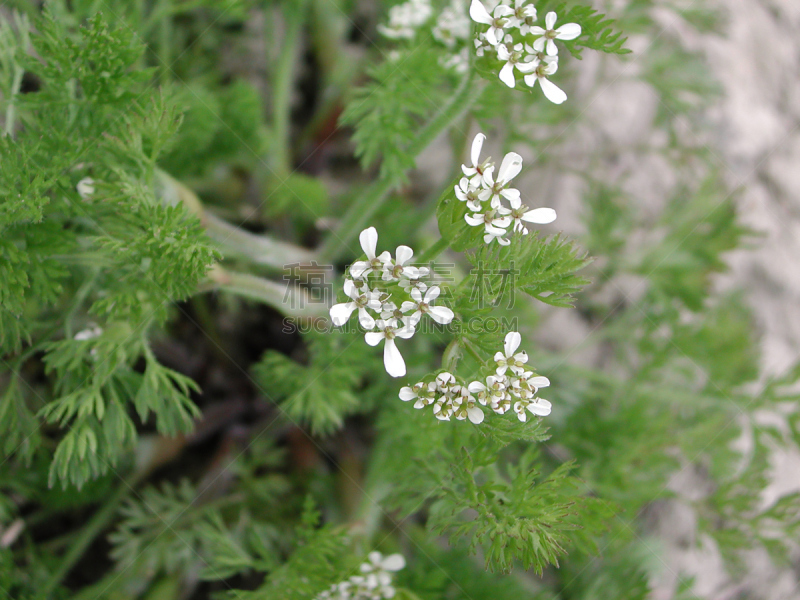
504 331 521 356
522 207 557 224
498 62 516 88
467 406 485 424
494 5 513 17
497 45 511 61
527 398 552 416
556 23 581 40
469 0 493 25
383 339 406 377
532 37 546 53
524 73 538 88
546 38 557 56
497 236 511 246
399 387 416 401
330 302 356 326
468 381 487 393
528 26 545 36
410 288 423 302
428 306 454 324
485 26 498 46
350 261 369 278
395 245 414 266
381 554 406 571
424 286 441 302
497 152 523 183
357 307 376 329
545 11 557 29
500 187 520 202
377 250 392 264
360 227 378 260
529 376 550 388
470 133 485 168
465 213 485 227
402 266 419 279
395 325 416 339
492 216 512 228
482 166 495 187
365 332 384 346
343 279 357 299
539 77 567 104
400 301 417 313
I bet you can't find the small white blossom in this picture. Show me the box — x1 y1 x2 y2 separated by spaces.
513 397 552 421
317 551 405 600
509 202 557 234
507 0 537 28
433 0 471 48
365 319 415 378
74 324 102 341
455 177 484 212
523 58 567 104
330 279 382 328
400 285 454 326
350 227 390 279
77 177 95 199
494 331 528 375
461 133 494 187
528 11 581 56
450 385 485 423
382 245 420 282
378 0 433 39
469 0 514 46
496 42 537 88
478 151 523 208
465 209 512 246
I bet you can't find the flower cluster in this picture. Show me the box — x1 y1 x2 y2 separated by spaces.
399 331 552 423
317 552 406 600
458 132 556 245
330 227 454 378
470 0 581 103
377 0 433 39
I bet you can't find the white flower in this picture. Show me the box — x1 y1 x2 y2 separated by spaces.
496 42 537 88
330 279 382 328
465 209 512 246
361 551 406 573
461 132 494 187
528 11 581 56
509 203 557 234
495 331 529 375
399 381 436 408
378 0 433 39
77 177 95 199
508 0 536 28
510 371 550 398
365 319 415 377
513 397 552 421
400 286 454 325
450 386 485 424
350 227 390 279
478 152 523 208
440 47 470 73
455 177 484 212
469 0 514 46
468 375 506 405
433 0 471 48
382 245 420 282
523 58 567 104
74 324 102 340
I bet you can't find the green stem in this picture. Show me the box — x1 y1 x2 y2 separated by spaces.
318 70 482 263
38 471 146 600
416 236 450 265
155 169 318 269
271 0 307 175
4 66 24 136
461 337 488 367
203 266 328 319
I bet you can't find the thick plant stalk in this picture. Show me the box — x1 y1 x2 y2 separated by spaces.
206 265 328 319
155 169 318 269
318 70 481 263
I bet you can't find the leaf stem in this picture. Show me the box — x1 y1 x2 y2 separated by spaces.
271 0 308 175
38 470 147 600
318 70 481 263
416 236 450 265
